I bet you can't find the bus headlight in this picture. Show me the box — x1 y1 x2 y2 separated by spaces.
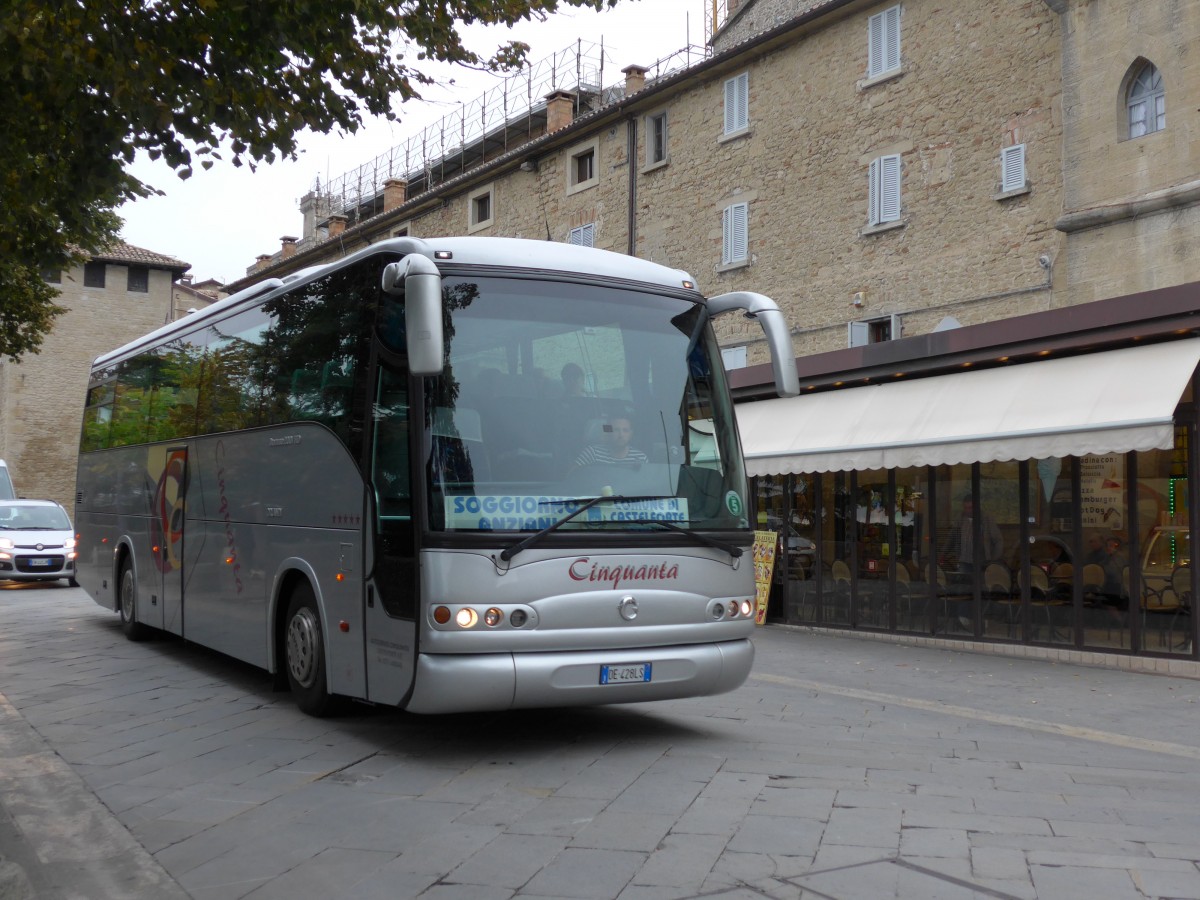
740 600 753 617
728 601 740 618
455 608 478 628
484 607 503 627
433 606 451 624
509 609 528 627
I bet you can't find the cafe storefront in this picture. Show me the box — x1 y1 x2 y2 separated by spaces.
731 283 1200 659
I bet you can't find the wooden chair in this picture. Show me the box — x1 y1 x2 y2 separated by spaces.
1020 566 1066 640
984 563 1012 597
1142 567 1188 650
890 562 919 629
984 563 1016 634
1019 565 1050 599
1050 562 1074 581
1081 563 1105 598
827 559 852 622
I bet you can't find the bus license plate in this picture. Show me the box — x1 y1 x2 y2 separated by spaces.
600 663 651 685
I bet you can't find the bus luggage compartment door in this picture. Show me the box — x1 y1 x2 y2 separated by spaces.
156 446 188 635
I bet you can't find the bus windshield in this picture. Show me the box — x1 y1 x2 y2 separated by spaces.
415 275 749 533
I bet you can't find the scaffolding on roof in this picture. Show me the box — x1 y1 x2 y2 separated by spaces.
308 39 712 230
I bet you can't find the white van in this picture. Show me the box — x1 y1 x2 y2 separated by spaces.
0 460 14 500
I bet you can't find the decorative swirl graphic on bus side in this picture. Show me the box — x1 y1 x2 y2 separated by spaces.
151 448 187 575
214 440 244 594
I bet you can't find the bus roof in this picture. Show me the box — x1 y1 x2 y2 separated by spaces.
92 236 701 369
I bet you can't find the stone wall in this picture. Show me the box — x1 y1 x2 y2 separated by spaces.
0 265 171 509
713 0 846 52
632 0 1064 365
1054 0 1200 304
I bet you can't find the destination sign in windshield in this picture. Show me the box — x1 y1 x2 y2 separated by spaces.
445 495 689 530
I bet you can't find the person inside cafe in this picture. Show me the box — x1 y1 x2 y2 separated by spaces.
942 494 1004 577
1098 536 1129 610
1083 532 1107 567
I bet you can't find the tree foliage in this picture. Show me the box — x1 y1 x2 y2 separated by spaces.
0 0 614 361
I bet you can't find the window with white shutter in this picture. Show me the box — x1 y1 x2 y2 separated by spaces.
721 346 748 369
467 183 495 232
722 202 749 265
848 316 902 347
565 138 600 195
868 154 901 226
723 73 749 135
568 223 595 247
1000 144 1027 193
867 6 901 79
646 111 668 166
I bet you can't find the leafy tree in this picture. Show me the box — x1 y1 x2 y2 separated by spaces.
0 0 614 361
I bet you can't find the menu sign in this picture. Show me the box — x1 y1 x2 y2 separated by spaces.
1080 454 1123 529
752 530 778 625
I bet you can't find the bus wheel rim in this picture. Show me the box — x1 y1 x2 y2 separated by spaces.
287 608 320 688
121 571 135 620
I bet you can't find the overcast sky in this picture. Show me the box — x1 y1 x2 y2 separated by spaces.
118 0 706 284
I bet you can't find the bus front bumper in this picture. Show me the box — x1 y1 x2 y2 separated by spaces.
404 638 754 714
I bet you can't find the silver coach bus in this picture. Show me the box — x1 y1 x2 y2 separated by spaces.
75 237 798 715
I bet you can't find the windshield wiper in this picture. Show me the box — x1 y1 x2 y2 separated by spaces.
619 518 743 560
498 495 684 563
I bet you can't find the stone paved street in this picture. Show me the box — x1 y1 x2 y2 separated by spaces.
2 584 1200 899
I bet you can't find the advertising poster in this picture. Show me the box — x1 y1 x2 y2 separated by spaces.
752 530 778 625
1080 454 1123 529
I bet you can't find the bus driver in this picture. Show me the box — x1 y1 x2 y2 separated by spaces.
573 416 648 469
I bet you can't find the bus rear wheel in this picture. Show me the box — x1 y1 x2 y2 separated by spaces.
284 584 338 717
118 562 152 641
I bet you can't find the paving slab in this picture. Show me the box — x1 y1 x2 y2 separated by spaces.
4 588 1200 899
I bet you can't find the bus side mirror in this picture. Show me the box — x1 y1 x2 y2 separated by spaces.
382 255 444 376
707 291 799 398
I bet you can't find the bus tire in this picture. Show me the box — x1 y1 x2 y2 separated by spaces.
284 583 338 717
118 561 152 642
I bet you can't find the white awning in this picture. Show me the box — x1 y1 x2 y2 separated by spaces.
737 339 1200 476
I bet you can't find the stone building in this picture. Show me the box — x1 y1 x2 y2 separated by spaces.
0 243 190 508
230 0 1073 361
223 0 1200 661
172 275 224 321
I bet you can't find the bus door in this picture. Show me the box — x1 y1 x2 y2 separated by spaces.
154 445 188 635
363 364 420 705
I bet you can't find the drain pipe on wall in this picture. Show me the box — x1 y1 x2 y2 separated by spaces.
627 116 637 257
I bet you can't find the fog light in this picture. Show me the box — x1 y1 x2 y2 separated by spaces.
455 607 478 628
711 604 724 620
433 606 451 624
740 600 753 617
484 607 503 627
510 609 528 627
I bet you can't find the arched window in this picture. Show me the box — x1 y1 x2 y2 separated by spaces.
1127 62 1165 138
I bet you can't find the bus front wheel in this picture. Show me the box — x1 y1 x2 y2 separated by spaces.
118 562 151 641
284 584 338 717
